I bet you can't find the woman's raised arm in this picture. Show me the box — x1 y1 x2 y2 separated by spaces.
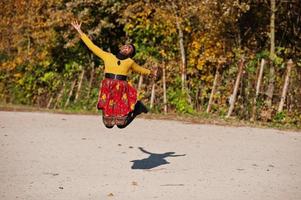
71 20 109 60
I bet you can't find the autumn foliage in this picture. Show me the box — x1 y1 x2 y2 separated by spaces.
0 0 300 126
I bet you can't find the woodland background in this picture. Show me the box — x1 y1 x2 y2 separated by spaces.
0 0 300 127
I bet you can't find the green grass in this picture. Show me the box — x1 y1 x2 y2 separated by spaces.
0 103 300 132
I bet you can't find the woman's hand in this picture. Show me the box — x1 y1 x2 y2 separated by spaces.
71 20 83 35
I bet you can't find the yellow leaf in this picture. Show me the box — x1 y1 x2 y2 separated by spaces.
14 73 22 78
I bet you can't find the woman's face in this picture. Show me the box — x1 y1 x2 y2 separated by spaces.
119 44 133 56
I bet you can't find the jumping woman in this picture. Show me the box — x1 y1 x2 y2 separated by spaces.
71 20 156 129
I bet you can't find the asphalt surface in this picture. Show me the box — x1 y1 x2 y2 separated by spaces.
0 111 300 200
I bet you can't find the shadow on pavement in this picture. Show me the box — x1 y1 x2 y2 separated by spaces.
130 147 186 169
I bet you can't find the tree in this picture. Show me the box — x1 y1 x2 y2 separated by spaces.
266 0 276 108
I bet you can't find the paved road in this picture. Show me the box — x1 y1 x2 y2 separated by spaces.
0 111 300 200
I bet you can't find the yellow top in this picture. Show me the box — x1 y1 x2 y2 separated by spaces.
80 33 150 76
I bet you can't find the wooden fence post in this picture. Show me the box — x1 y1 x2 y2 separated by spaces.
206 64 221 113
87 61 95 98
54 82 66 109
226 58 245 118
47 96 53 109
251 58 265 121
75 69 85 102
162 64 167 114
150 83 156 110
64 79 77 108
138 75 143 91
278 59 293 112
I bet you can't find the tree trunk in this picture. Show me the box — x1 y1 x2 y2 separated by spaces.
26 1 31 60
206 65 221 113
27 35 31 58
266 0 276 107
162 64 167 114
172 2 186 91
178 24 186 91
251 58 265 121
75 69 85 102
226 58 244 118
64 79 77 108
278 59 293 112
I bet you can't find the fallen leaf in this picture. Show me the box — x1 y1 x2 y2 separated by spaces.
107 193 114 197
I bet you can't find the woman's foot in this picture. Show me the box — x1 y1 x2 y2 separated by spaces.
134 101 148 115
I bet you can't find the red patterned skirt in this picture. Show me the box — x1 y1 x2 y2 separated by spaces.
97 78 137 117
